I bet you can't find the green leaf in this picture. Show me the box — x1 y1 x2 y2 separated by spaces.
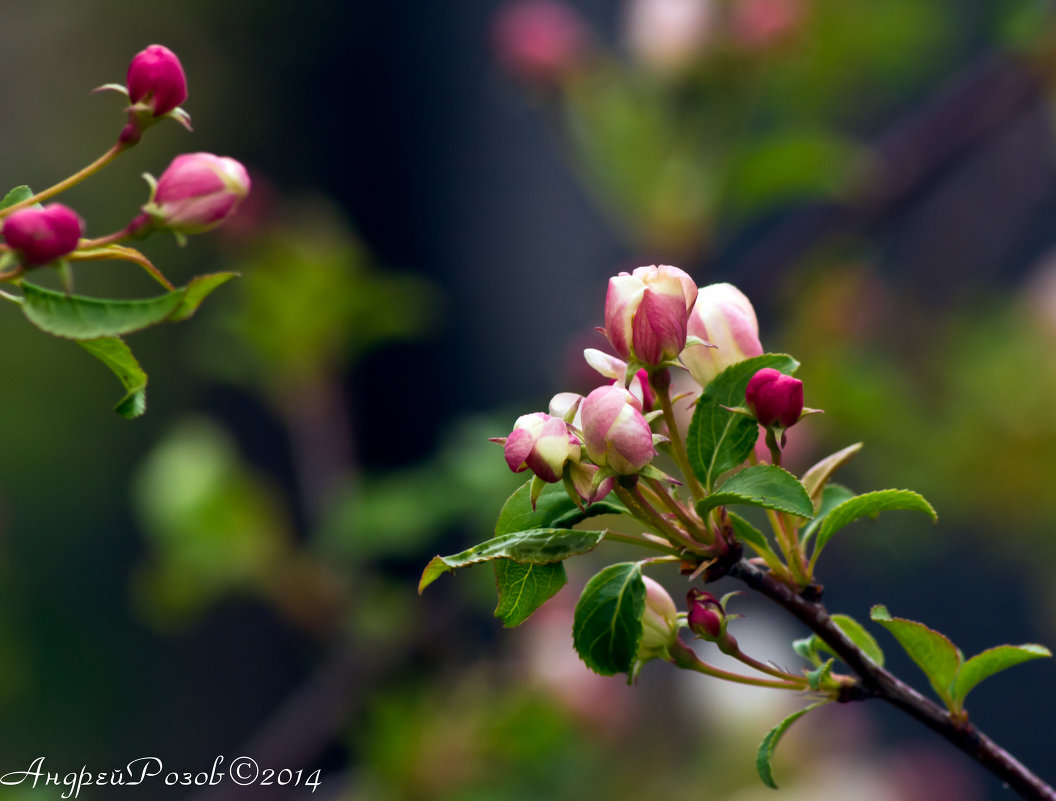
811 490 937 565
756 701 829 788
77 337 148 418
418 527 606 592
696 464 814 519
0 185 32 211
806 659 834 691
493 560 567 627
727 511 777 560
20 272 237 340
829 613 885 667
799 483 856 548
800 442 862 509
871 605 962 707
686 354 799 490
952 644 1051 710
495 479 624 537
572 562 645 676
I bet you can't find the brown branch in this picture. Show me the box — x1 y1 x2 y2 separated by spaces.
726 558 1056 801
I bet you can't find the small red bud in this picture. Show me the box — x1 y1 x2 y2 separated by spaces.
127 45 187 117
687 588 724 639
2 204 84 266
745 368 803 428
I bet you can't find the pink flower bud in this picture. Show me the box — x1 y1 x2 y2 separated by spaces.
143 153 251 235
624 0 716 75
604 264 698 366
2 204 84 266
493 0 588 84
730 0 805 51
583 349 657 410
681 282 763 386
580 385 655 475
638 576 679 661
745 368 803 428
500 412 581 483
127 45 188 117
687 588 724 639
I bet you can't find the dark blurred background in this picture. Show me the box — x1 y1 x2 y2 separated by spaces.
1 1 1056 799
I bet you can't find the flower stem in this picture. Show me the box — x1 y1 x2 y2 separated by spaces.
651 369 706 502
613 483 696 552
0 143 127 219
669 639 808 691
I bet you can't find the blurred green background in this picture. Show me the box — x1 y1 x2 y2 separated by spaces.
1 1 1056 799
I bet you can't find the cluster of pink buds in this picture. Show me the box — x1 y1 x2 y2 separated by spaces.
0 45 249 275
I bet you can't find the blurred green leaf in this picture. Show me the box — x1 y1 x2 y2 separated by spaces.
811 490 937 566
756 701 829 789
0 185 32 210
493 560 567 628
76 337 147 418
697 464 814 519
799 482 856 548
687 354 799 490
801 443 863 509
572 562 645 676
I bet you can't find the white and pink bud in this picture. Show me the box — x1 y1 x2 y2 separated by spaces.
624 0 717 75
583 348 656 409
139 153 251 237
498 412 581 483
637 576 680 661
580 385 655 475
681 282 763 387
604 264 698 366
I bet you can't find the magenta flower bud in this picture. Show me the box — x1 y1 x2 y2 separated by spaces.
2 204 84 266
637 576 679 661
604 264 698 366
493 0 588 84
580 385 655 475
127 45 188 117
745 368 803 428
681 282 763 387
143 153 251 235
500 412 581 483
687 588 724 639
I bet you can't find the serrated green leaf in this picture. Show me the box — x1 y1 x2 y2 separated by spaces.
0 185 32 211
800 442 862 509
495 479 625 537
419 527 606 592
493 559 567 627
76 337 148 418
572 562 645 676
20 272 237 340
871 604 961 707
810 490 937 567
697 464 814 519
799 483 856 547
756 701 829 788
686 354 799 490
952 644 1051 710
829 613 885 667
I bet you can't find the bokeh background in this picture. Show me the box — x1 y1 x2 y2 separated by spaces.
1 1 1056 799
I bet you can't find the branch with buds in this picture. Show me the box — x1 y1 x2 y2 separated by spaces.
421 264 1055 799
0 44 250 418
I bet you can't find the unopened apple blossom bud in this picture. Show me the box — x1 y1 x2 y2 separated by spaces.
687 588 724 639
637 576 680 661
493 0 588 84
580 385 655 475
730 0 805 51
681 282 763 386
625 0 716 75
497 412 581 483
139 153 251 236
127 45 187 117
604 264 698 366
745 368 803 428
1 204 84 266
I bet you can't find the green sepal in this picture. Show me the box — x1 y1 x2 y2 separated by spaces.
696 464 814 519
756 700 830 789
572 562 646 676
685 353 799 490
870 605 961 708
